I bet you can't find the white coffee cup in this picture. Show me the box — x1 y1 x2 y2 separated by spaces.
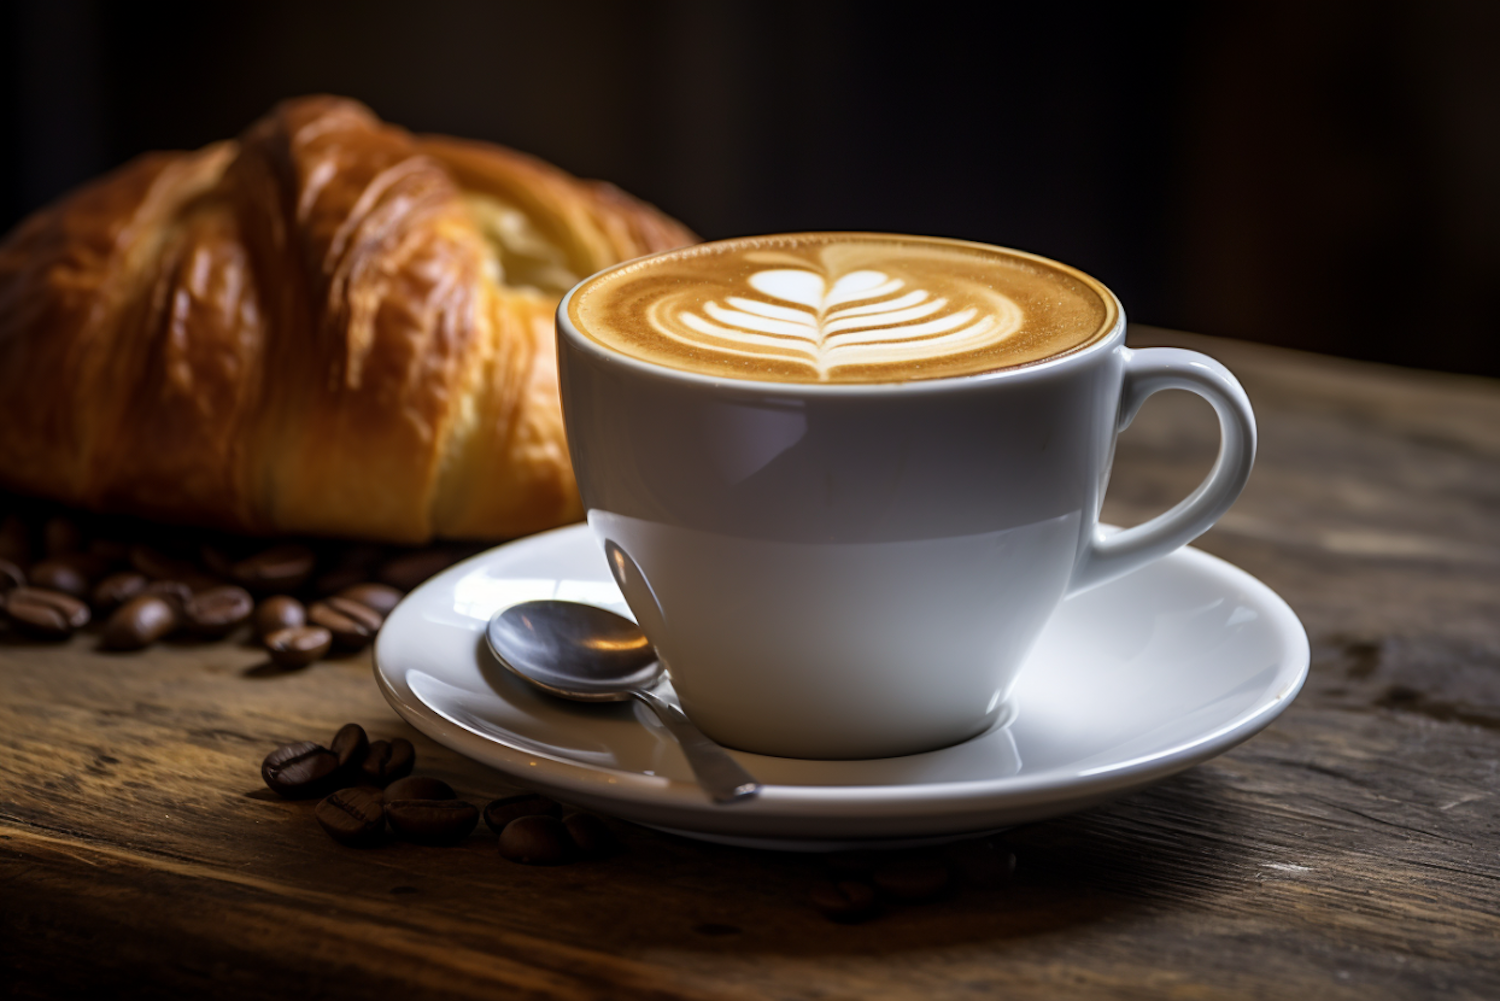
557 238 1255 759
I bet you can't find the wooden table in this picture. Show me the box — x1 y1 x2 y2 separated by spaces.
4 328 1498 1000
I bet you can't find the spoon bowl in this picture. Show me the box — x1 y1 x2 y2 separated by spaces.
486 600 760 804
485 600 661 701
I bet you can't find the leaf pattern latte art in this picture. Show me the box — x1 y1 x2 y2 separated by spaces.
650 267 1025 380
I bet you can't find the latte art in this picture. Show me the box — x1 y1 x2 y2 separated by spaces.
569 234 1117 384
664 267 1024 380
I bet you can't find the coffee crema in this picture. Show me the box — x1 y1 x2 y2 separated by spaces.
567 233 1118 384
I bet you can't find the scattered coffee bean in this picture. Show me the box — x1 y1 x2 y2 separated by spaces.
386 798 478 845
197 543 236 578
498 815 573 865
330 723 370 774
0 515 32 567
563 813 619 858
5 587 90 639
59 550 112 581
232 543 315 592
307 597 383 650
141 579 193 612
264 625 332 669
254 595 305 639
482 793 562 833
331 593 387 625
102 594 180 651
314 544 387 596
316 787 386 847
336 582 403 616
1 515 503 665
360 738 416 786
944 838 1016 889
384 776 455 802
27 559 89 598
262 740 341 799
313 568 367 597
809 880 879 923
182 584 254 637
872 859 950 902
42 516 82 556
92 571 148 614
0 558 23 593
129 544 202 583
377 549 464 592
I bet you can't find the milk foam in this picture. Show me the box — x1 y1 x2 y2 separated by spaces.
570 234 1115 384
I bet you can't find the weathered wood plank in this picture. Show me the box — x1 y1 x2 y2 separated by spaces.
3 328 1498 999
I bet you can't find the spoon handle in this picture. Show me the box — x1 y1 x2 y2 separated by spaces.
631 688 761 804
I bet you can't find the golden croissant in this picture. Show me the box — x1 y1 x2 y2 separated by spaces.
0 96 694 543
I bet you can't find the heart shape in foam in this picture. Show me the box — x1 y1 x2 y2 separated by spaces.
746 268 900 309
675 266 1023 379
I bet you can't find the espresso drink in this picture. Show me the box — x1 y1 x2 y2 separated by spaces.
568 233 1117 384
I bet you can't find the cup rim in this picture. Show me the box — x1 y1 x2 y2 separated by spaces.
557 232 1127 396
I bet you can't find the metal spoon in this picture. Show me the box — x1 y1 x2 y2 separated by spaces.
485 600 760 804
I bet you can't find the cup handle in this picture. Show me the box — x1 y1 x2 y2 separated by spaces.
1068 346 1257 595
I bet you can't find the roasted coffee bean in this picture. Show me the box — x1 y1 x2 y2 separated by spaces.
384 776 455 802
198 544 236 578
330 723 369 773
320 594 385 632
312 568 366 597
27 559 89 598
182 585 253 637
944 838 1016 889
360 738 415 786
336 582 403 616
232 543 315 592
330 593 386 626
59 550 111 580
254 595 306 639
93 571 148 614
102 594 179 651
809 880 878 923
377 549 464 592
262 740 341 799
313 544 386 596
43 516 82 556
307 597 383 650
563 813 619 858
316 787 385 847
0 558 23 593
482 793 562 833
0 514 32 567
872 860 950 902
264 625 332 669
386 799 478 845
5 587 90 639
141 579 193 612
498 815 573 865
129 544 202 583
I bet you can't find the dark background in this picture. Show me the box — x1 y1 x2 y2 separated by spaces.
3 0 1497 377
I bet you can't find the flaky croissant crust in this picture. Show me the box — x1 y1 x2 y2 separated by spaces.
0 96 694 543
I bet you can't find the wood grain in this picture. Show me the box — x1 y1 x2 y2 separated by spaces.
3 328 1498 1000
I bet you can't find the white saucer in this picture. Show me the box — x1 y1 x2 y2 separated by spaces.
373 524 1308 851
